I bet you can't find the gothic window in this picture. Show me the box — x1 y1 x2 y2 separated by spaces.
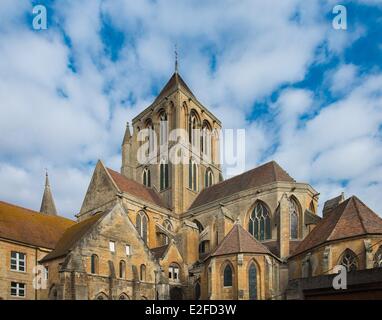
146 119 155 155
289 198 299 239
248 263 257 300
119 293 129 300
96 293 108 300
248 202 271 241
189 159 198 191
91 254 99 274
205 168 214 188
160 160 169 190
136 211 148 244
374 246 382 268
223 264 233 287
193 219 204 233
201 121 212 159
163 220 173 245
140 264 146 281
143 167 151 187
340 249 358 272
159 111 168 146
188 111 199 147
119 260 126 279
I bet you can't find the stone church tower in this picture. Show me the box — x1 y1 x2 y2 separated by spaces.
121 69 222 214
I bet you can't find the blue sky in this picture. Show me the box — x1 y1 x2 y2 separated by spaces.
1 0 382 218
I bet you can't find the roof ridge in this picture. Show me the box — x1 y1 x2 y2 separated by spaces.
327 197 352 240
351 196 368 234
0 200 73 222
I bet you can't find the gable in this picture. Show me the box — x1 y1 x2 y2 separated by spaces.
79 161 119 217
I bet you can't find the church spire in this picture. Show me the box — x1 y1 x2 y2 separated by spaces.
122 121 132 145
40 170 58 216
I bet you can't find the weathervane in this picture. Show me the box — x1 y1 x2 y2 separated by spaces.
175 44 179 73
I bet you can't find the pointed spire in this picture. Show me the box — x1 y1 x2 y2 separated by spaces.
122 122 132 145
40 170 58 216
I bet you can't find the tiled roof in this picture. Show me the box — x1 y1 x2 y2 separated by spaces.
190 161 295 210
210 223 272 257
0 201 75 249
322 193 344 216
107 168 168 209
150 245 169 260
292 196 382 257
263 240 302 257
40 212 106 262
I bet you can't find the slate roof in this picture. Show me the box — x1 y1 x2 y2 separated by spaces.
322 193 344 216
0 201 75 249
150 244 169 260
190 161 295 210
210 223 272 258
40 212 106 262
292 196 382 257
107 168 168 209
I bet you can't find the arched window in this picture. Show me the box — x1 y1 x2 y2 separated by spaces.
136 211 148 244
119 293 129 300
223 264 233 287
374 246 382 268
193 219 204 233
160 160 169 190
169 263 180 281
289 198 299 239
201 121 212 159
146 119 155 155
195 282 201 300
248 263 257 300
189 159 198 191
119 260 126 279
91 254 99 274
159 111 168 146
140 264 146 281
248 202 271 241
96 292 108 300
205 168 214 188
188 111 199 147
143 167 151 187
163 220 173 245
340 249 358 272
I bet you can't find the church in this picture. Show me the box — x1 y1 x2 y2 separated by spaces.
1 68 382 300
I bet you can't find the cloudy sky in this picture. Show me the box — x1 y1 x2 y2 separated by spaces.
1 0 382 219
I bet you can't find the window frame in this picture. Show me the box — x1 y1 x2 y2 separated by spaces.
248 202 271 241
223 264 233 287
10 251 26 272
10 282 26 298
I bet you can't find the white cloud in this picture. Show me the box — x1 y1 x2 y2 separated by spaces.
0 0 382 218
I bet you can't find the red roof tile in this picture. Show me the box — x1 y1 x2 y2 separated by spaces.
190 161 295 209
0 201 75 249
210 224 272 257
292 196 382 257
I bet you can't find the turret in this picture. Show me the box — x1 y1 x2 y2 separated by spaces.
121 122 134 179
